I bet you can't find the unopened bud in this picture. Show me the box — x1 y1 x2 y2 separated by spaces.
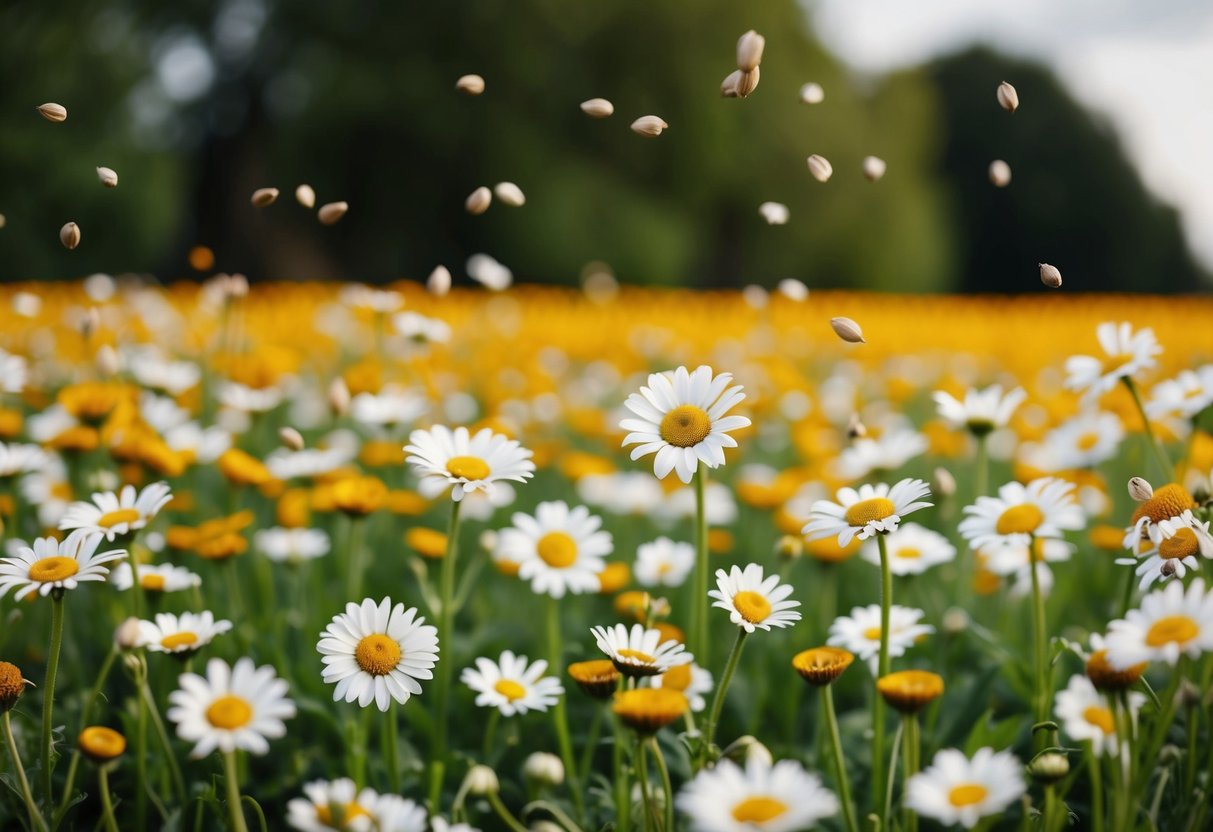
1028 752 1069 784
278 427 304 451
328 378 351 415
523 752 564 786
1176 678 1202 709
933 467 957 498
1127 477 1153 502
1039 263 1062 289
775 534 804 560
114 617 143 650
465 764 499 795
723 735 773 768
830 316 865 344
0 662 30 712
736 30 765 72
807 154 833 183
997 81 1019 113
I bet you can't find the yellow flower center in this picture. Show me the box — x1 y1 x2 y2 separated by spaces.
29 556 79 583
315 802 368 827
98 508 141 528
844 497 896 527
140 574 167 591
1083 705 1115 735
1076 432 1101 452
948 784 989 807
863 626 883 640
1132 484 1195 524
161 632 199 651
354 634 402 676
537 531 578 568
617 648 656 664
1145 615 1199 647
895 547 922 560
731 796 788 823
494 679 527 701
732 590 772 623
446 455 490 480
1159 528 1198 560
660 664 692 692
205 695 252 730
659 405 712 448
995 503 1044 535
78 726 126 760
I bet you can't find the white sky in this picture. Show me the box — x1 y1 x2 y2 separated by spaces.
805 0 1213 274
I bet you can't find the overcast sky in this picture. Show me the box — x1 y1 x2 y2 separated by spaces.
805 0 1213 274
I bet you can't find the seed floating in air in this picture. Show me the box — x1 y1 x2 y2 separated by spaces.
97 167 118 188
989 160 1012 187
37 103 67 122
494 183 525 207
60 222 81 250
318 201 348 225
631 116 668 138
807 154 833 183
736 30 765 72
799 83 825 104
251 188 279 208
279 427 305 451
830 316 865 344
295 185 316 208
455 74 485 96
1039 263 1062 289
466 187 492 215
580 98 614 118
997 81 1019 113
427 265 452 296
862 156 887 182
758 202 789 225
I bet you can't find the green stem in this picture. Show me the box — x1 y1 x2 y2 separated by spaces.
902 714 919 832
98 767 119 832
546 598 584 821
613 715 630 832
481 709 499 762
823 686 859 832
1118 566 1136 619
636 735 654 832
57 646 116 819
42 593 66 809
486 790 528 832
384 701 400 793
1087 745 1103 832
127 553 144 620
692 469 709 666
578 705 604 787
704 629 748 755
649 737 673 832
1028 537 1048 726
140 678 187 808
873 534 893 813
136 662 148 829
428 498 463 812
344 517 366 602
974 431 989 499
1123 378 1173 481
3 711 47 832
1133 663 1183 808
222 750 249 832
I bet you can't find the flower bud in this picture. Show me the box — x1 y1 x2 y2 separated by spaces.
426 265 452 296
758 202 789 225
736 30 765 72
465 764 499 795
862 156 887 182
1028 752 1069 784
523 752 564 786
455 74 485 96
295 184 316 208
493 182 525 208
250 187 279 208
1127 477 1153 502
830 316 865 344
933 467 957 498
114 617 143 650
37 102 67 122
723 735 773 767
997 81 1019 113
799 82 825 104
96 167 119 188
1039 263 1062 289
775 534 804 560
631 115 668 138
328 377 351 415
580 98 614 118
807 154 833 183
278 427 304 451
60 222 81 250
318 201 348 225
989 160 1012 187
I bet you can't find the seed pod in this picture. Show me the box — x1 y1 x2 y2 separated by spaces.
580 98 614 118
295 184 316 208
494 182 525 207
1039 262 1062 288
630 115 668 137
735 67 760 98
1127 476 1153 502
736 30 765 72
933 467 957 497
279 427 304 451
317 201 348 225
862 156 887 182
465 186 492 215
989 159 1012 187
807 154 833 183
721 70 742 98
799 83 825 104
250 187 279 208
96 167 118 188
37 103 67 122
328 378 351 414
997 81 1019 113
60 222 81 250
455 74 485 96
427 265 452 296
830 316 865 344
758 202 789 225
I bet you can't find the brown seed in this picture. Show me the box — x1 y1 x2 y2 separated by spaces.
295 184 316 208
630 116 668 138
317 201 348 225
830 316 865 344
580 98 614 118
455 74 485 96
250 187 279 208
1039 262 1062 288
465 186 492 215
997 81 1019 113
96 167 119 188
736 30 765 72
37 103 67 123
60 222 81 250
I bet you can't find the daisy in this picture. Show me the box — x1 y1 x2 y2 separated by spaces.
460 650 564 716
708 563 802 633
1117 511 1209 590
634 537 695 587
933 385 1026 435
1145 366 1213 420
317 598 439 711
905 747 1025 829
167 656 296 758
648 662 713 712
653 481 739 525
59 482 174 541
20 453 72 528
1064 321 1161 401
619 365 751 484
803 479 933 546
0 348 28 394
404 425 534 502
1104 578 1213 669
1123 483 1198 550
0 530 126 600
1038 411 1124 470
1054 674 1144 757
218 381 284 414
457 481 516 522
138 611 233 655
831 428 929 481
109 561 201 593
127 347 201 395
393 311 451 346
255 527 332 564
349 386 429 430
860 523 956 576
827 605 934 673
494 501 612 598
0 442 47 478
577 472 665 515
339 284 403 313
958 478 1083 551
287 778 381 831
676 756 839 832
590 622 692 677
266 447 355 481
371 796 428 832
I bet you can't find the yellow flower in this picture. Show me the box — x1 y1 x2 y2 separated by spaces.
78 726 126 762
792 647 854 686
330 476 387 517
877 670 945 713
567 660 620 700
405 527 447 559
218 449 274 487
611 688 688 734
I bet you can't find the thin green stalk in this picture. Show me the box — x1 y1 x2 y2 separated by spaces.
222 750 249 832
481 709 499 762
344 517 366 602
1028 539 1048 725
140 678 187 808
546 598 584 821
136 663 148 829
1087 746 1103 832
486 790 528 832
1118 567 1136 618
636 735 654 832
872 534 893 813
1123 378 1173 481
127 554 144 620
98 767 119 832
882 718 903 830
57 646 116 819
42 593 66 809
648 737 673 832
974 431 989 499
1183 701 1197 798
385 701 400 793
692 469 709 666
1132 664 1183 807
902 714 919 832
3 711 47 832
823 686 859 832
578 706 604 787
703 629 748 755
428 498 463 812
613 716 630 832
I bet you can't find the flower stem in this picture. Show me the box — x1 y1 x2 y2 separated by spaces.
823 686 859 832
1122 378 1173 482
428 498 463 813
613 715 631 832
98 767 119 832
1086 745 1103 832
486 790 528 832
648 737 673 832
344 516 366 602
872 534 893 813
635 735 654 831
1028 541 1048 725
42 593 66 809
692 469 709 666
546 597 584 821
3 710 47 832
901 714 920 832
384 701 400 793
704 629 748 755
57 646 116 818
578 705 604 787
140 676 187 808
222 750 249 832
974 432 989 499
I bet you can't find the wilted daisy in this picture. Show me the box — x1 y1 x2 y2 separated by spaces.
495 501 611 597
959 478 1083 551
933 385 1026 435
404 425 534 501
591 622 692 677
676 756 840 832
287 778 382 831
110 561 200 593
1145 366 1213 420
1064 321 1161 401
860 523 956 576
59 482 173 541
460 650 563 716
905 747 1025 829
1054 674 1144 757
167 656 296 757
1124 483 1197 550
1104 578 1213 669
649 662 713 712
1117 510 1209 590
828 605 934 672
803 479 933 546
634 537 695 587
0 530 126 600
708 563 802 633
138 611 233 655
619 364 750 484
317 598 439 711
255 527 332 564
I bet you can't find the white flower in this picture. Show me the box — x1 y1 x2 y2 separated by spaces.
649 662 713 712
1105 578 1213 669
0 348 28 394
349 386 429 429
653 481 739 525
266 447 355 480
139 392 191 433
905 747 1025 829
255 527 332 564
393 311 451 346
165 422 232 463
138 611 232 655
933 385 1026 434
127 347 201 395
577 472 665 515
1038 411 1124 470
495 501 611 598
958 478 1083 551
457 481 516 522
0 530 126 600
1054 674 1144 757
59 482 174 541
371 796 428 832
676 756 839 832
860 523 956 576
981 538 1074 577
109 561 200 593
20 453 72 528
218 381 284 413
317 598 439 711
460 650 564 716
1064 321 1161 401
708 563 802 633
0 442 47 478
167 657 296 758
620 365 750 484
590 622 692 676
339 284 403 313
404 425 534 502
831 427 929 481
803 479 933 546
634 537 695 587
286 778 381 831
430 819 478 832
827 605 934 673
1146 366 1213 420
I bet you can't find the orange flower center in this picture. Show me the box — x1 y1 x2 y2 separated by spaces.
446 455 490 480
863 626 883 640
1076 432 1101 451
1159 528 1198 560
140 574 167 591
205 695 252 730
98 508 141 528
315 802 368 827
494 679 527 701
948 784 989 807
844 497 896 527
537 531 578 568
895 547 922 560
161 632 199 651
617 648 656 664
995 503 1044 535
731 796 788 823
1083 705 1115 735
354 634 402 676
659 405 711 448
29 556 79 583
732 590 772 623
660 664 692 691
1145 615 1199 647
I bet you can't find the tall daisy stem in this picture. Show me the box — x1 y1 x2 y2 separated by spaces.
428 498 463 812
692 469 709 666
140 675 187 808
344 517 366 602
704 629 748 755
635 735 654 831
613 715 631 832
385 702 400 793
974 432 989 499
546 598 584 821
901 713 920 832
97 767 119 832
648 737 674 832
222 750 249 832
822 686 859 832
872 534 893 813
3 711 46 832
1122 378 1173 481
41 593 66 809
1028 538 1048 725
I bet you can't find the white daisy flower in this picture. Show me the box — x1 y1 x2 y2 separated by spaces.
590 622 692 677
317 598 439 711
20 453 72 528
831 428 929 481
339 284 403 313
708 563 802 633
1146 366 1213 420
370 796 428 832
165 422 232 464
460 650 564 716
167 657 296 758
577 472 665 516
266 447 355 481
1038 410 1124 470
139 391 191 433
827 605 934 673
1053 674 1144 758
648 662 713 712
958 478 1084 551
0 530 126 600
802 479 933 546
59 482 174 541
26 406 80 446
1104 578 1213 669
218 381 284 414
1123 484 1200 552
138 611 233 655
430 819 478 832
619 365 751 484
905 747 1025 829
286 777 381 831
933 385 1026 434
1064 321 1161 401
675 756 839 832
860 523 956 576
393 311 451 346
653 481 739 525
109 561 201 593
981 537 1074 577
127 346 201 395
634 537 695 587
349 386 429 430
255 527 332 564
456 481 516 522
0 348 28 394
495 501 611 598
404 425 534 502
0 442 47 478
